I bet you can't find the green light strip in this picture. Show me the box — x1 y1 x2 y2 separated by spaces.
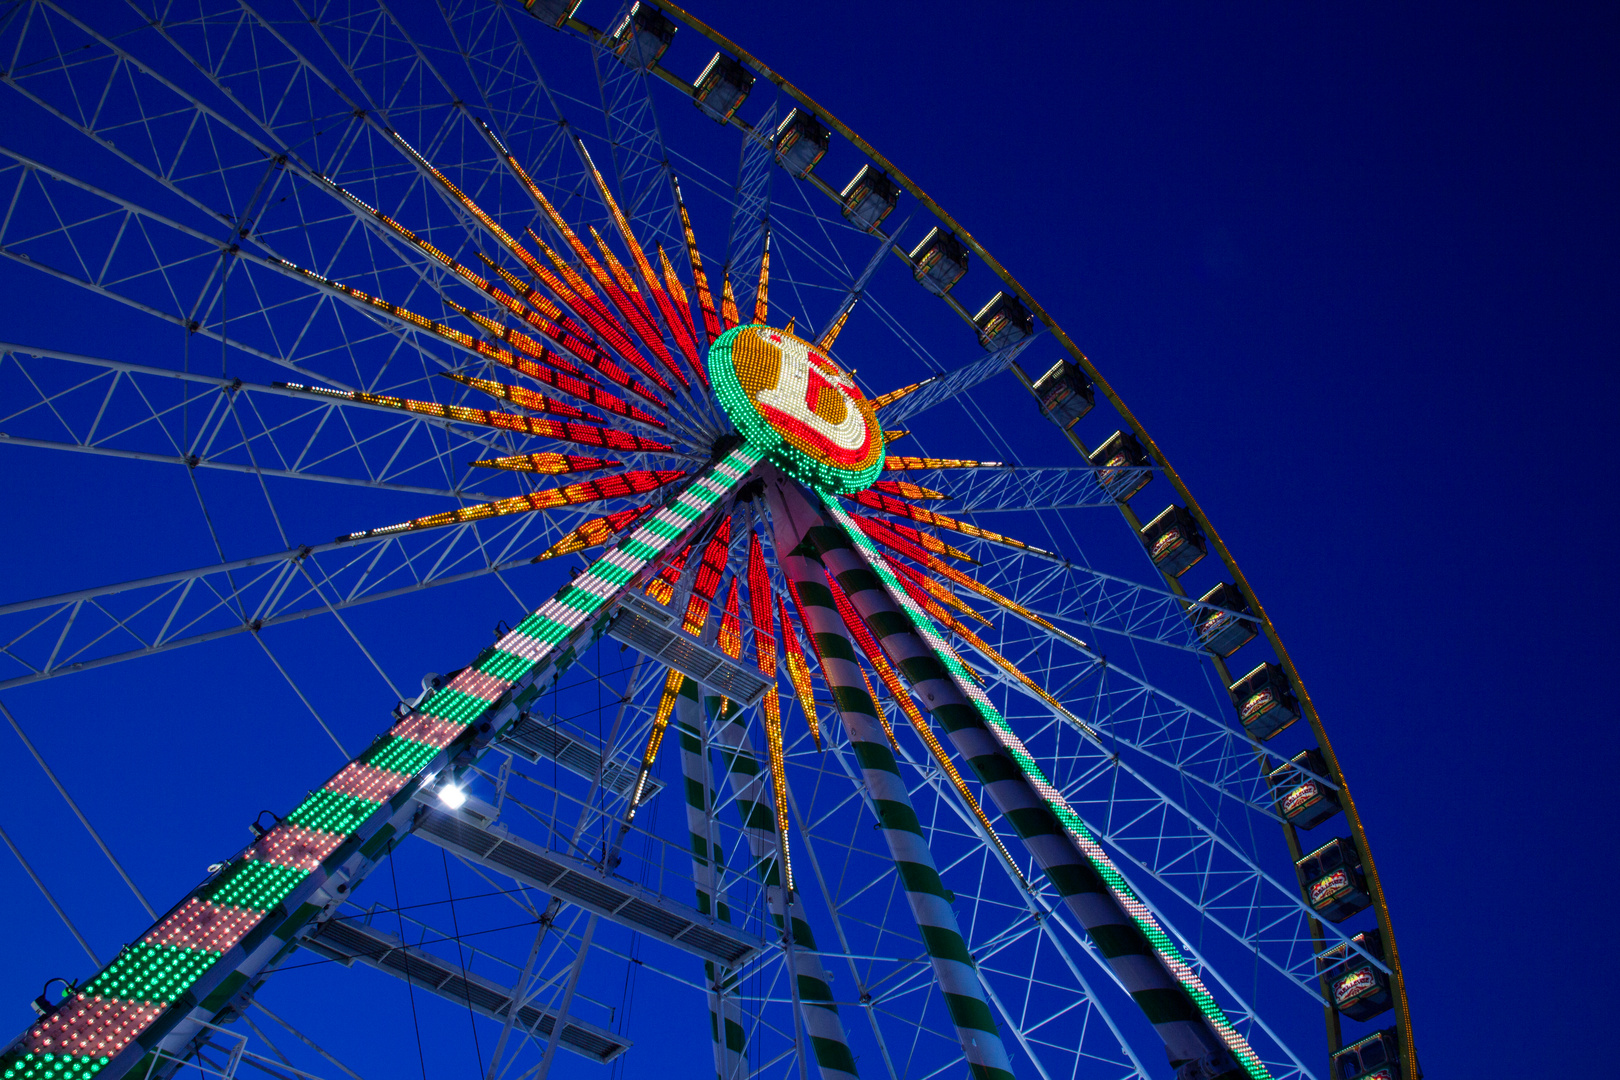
821 495 1272 1080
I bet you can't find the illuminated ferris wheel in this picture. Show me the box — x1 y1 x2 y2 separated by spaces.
0 4 1414 1080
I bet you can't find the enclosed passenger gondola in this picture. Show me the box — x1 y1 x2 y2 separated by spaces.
1192 581 1257 656
840 164 900 233
1320 930 1393 1022
1297 837 1373 923
909 227 969 296
608 2 675 69
693 53 755 123
1031 359 1094 428
1331 1029 1406 1080
523 0 581 28
774 109 829 178
1139 504 1206 577
973 291 1034 350
1267 748 1342 829
1228 661 1300 741
1087 431 1152 501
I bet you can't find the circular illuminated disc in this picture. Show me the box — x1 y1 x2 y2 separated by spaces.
708 324 885 494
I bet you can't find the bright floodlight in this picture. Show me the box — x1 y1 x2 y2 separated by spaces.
438 782 467 810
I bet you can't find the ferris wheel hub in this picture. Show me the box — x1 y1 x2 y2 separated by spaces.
707 323 885 495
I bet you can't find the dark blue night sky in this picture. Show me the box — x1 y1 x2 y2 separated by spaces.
0 2 1613 1077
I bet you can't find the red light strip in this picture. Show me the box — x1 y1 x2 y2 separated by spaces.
338 469 688 542
579 147 706 387
276 381 673 456
846 490 1062 560
441 371 588 421
589 225 688 390
469 452 619 475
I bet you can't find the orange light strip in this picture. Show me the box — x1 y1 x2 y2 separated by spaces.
886 557 993 627
580 146 706 385
645 542 694 606
629 667 686 814
523 229 676 398
870 378 933 411
473 255 666 409
847 490 1062 560
849 512 975 563
469 453 619 475
720 272 740 330
673 176 724 350
869 480 946 500
441 371 588 421
275 380 673 455
753 233 771 326
657 244 704 361
440 320 661 427
883 456 1006 471
338 469 687 542
589 224 688 390
531 504 656 561
817 306 852 352
849 514 1069 637
882 430 908 445
778 594 822 749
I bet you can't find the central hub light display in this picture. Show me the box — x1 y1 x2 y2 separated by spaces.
708 324 884 494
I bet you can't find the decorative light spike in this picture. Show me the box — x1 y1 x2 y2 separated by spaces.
720 272 740 330
847 489 1063 560
882 430 908 445
927 596 1094 732
532 504 656 561
673 175 724 348
817 304 853 352
589 224 689 390
869 479 947 500
745 532 793 892
476 252 668 408
884 456 1006 471
852 514 1083 646
784 316 796 334
440 372 589 421
870 377 936 411
688 515 735 628
778 594 822 749
339 470 687 542
645 541 694 605
527 228 676 396
657 243 705 358
627 668 686 817
888 557 994 627
276 383 673 459
717 577 743 660
753 232 771 326
470 453 619 475
872 516 977 563
579 141 707 385
442 300 665 425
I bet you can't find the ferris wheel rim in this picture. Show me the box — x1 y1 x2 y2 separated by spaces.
0 2 1410 1077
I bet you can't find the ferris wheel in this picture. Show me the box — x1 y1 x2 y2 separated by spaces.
0 3 1414 1080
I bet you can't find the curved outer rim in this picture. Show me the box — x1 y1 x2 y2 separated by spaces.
611 1 1416 1072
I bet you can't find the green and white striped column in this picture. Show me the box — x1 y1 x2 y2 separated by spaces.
771 478 1263 1080
675 679 748 1080
703 691 859 1080
768 489 1016 1080
0 446 764 1080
